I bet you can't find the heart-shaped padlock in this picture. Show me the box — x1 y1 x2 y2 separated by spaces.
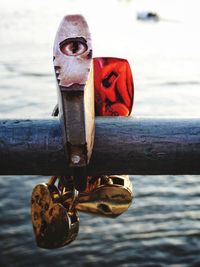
31 177 79 249
62 175 133 218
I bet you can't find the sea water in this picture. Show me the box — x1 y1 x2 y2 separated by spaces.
0 0 200 266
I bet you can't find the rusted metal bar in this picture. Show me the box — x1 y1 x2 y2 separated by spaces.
0 118 200 175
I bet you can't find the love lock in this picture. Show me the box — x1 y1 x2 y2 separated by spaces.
62 175 133 218
31 176 79 249
53 14 94 191
77 175 133 218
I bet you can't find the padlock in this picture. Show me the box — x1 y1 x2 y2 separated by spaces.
62 175 133 218
31 176 79 249
53 14 95 192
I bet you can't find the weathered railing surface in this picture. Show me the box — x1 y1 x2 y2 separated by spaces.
0 117 200 175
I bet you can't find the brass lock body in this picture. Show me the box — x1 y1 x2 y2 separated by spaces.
63 175 133 218
31 179 79 249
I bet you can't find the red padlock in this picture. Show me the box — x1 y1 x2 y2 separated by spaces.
94 57 134 116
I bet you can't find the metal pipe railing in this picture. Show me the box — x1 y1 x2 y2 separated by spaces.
0 117 200 175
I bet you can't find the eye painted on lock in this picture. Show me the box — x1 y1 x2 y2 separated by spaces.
60 37 88 56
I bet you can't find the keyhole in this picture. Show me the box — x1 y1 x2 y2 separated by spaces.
102 71 118 88
98 203 112 214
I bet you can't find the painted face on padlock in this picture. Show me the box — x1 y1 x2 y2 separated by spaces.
53 15 92 87
94 57 134 116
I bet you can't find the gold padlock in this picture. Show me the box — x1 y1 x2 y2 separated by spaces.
31 176 79 249
62 175 133 218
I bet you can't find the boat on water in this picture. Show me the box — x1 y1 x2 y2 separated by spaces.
137 11 160 22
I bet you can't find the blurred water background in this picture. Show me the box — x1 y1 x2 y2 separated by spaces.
0 0 200 266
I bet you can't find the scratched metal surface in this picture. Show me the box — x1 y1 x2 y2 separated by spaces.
0 0 200 266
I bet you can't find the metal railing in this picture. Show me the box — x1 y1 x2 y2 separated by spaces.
0 117 200 176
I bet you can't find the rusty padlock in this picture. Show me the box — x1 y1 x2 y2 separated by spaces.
53 14 95 191
31 176 79 249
